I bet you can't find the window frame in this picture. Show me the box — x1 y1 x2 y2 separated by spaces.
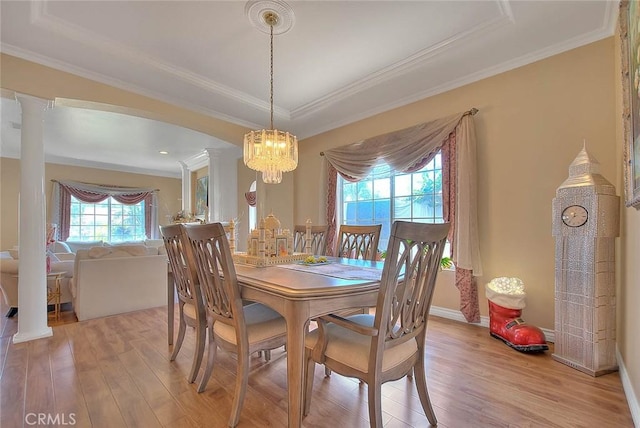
68 195 147 242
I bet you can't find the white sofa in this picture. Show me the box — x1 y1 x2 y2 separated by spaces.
70 245 167 321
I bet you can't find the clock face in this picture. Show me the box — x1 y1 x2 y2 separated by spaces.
561 205 588 227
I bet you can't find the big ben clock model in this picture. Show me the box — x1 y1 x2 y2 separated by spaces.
552 146 619 376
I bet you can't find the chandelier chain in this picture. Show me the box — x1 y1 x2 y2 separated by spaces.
270 22 274 130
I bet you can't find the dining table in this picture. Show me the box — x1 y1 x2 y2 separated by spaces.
167 256 383 427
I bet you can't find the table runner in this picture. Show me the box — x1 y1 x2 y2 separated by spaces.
277 262 382 281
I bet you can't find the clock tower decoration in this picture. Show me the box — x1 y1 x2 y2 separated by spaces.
552 146 619 376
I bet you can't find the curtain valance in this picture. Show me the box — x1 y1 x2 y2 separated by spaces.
54 180 156 203
321 109 482 322
51 180 159 240
322 111 469 181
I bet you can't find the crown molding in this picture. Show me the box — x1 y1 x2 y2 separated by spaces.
301 22 614 139
291 2 514 120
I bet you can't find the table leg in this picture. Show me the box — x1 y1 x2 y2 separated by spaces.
54 277 61 321
168 271 175 346
285 303 308 428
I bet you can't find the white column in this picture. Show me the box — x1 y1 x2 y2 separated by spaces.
179 161 190 214
13 94 52 344
205 148 221 222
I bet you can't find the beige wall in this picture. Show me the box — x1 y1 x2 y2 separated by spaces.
297 38 617 330
615 22 640 417
0 158 181 249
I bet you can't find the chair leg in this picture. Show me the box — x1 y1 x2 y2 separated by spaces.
170 311 187 361
414 359 437 426
368 380 383 428
5 307 17 318
197 324 217 393
228 349 250 427
263 350 271 362
324 366 332 377
303 349 316 416
188 320 206 383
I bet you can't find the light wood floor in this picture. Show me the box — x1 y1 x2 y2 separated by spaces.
0 303 633 427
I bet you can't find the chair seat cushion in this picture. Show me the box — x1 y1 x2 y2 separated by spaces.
183 302 197 320
214 303 286 345
305 314 418 373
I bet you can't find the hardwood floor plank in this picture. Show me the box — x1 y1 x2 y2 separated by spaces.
76 367 127 428
118 347 193 426
0 301 633 428
0 341 28 428
98 354 163 427
24 337 56 419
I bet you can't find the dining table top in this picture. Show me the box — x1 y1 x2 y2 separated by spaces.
233 256 384 299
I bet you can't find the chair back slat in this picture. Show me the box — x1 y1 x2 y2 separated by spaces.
336 224 381 261
160 224 199 305
374 222 449 350
184 223 243 326
293 225 329 255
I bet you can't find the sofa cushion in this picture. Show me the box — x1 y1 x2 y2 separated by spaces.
50 241 72 253
88 245 149 259
0 259 19 274
106 241 146 247
65 240 103 253
51 260 74 278
144 239 164 248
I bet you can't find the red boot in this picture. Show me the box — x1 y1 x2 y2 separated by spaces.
486 277 548 353
488 301 548 352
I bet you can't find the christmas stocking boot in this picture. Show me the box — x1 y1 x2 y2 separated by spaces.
486 277 548 353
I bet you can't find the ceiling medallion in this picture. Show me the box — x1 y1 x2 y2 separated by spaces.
245 0 295 35
243 0 298 184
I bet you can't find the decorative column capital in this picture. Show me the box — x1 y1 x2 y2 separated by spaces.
15 93 52 113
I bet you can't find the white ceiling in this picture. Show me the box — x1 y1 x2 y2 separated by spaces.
0 0 619 178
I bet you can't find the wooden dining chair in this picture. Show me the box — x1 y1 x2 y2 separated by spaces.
335 224 382 261
183 222 287 427
303 221 450 427
160 224 207 384
293 224 329 255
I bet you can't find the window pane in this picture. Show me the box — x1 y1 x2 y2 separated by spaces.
373 177 390 198
393 196 412 218
343 182 357 202
356 201 374 223
394 174 411 197
339 152 446 257
356 181 373 200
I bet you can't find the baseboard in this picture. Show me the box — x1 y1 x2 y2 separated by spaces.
617 345 640 427
429 305 555 343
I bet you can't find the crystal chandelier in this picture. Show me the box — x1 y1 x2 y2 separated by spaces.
243 9 298 184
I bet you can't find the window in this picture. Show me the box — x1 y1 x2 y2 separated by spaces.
68 196 146 242
339 152 444 251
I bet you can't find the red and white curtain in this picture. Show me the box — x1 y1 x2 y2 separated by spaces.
322 110 482 322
